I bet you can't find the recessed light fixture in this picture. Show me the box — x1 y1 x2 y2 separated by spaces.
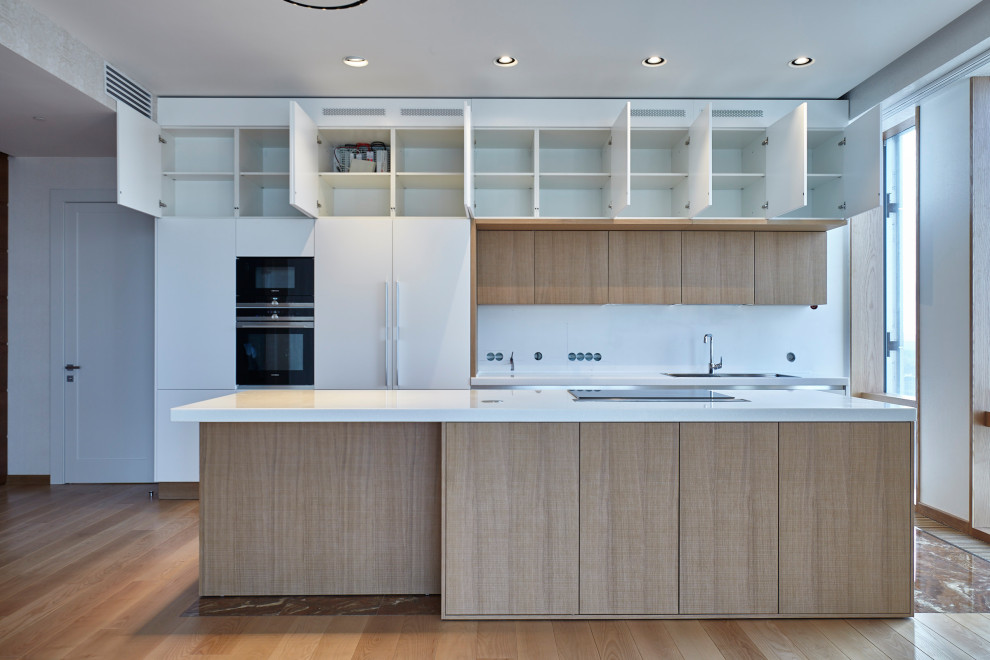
342 56 369 68
642 56 666 67
494 55 518 67
32 115 46 121
789 56 814 68
282 0 368 9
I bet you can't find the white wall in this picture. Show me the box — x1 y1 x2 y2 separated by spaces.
8 157 116 475
918 80 973 520
478 227 850 378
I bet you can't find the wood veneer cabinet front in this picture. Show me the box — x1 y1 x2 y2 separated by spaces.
778 422 913 615
444 423 579 616
755 232 827 305
680 423 778 615
199 422 440 596
607 231 682 304
681 231 755 304
534 231 608 304
579 423 678 615
476 230 535 304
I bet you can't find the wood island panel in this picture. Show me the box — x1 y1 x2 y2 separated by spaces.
444 423 579 616
534 231 608 304
679 423 778 615
199 422 441 596
579 423 679 615
607 231 682 304
778 422 913 615
476 230 535 304
681 231 755 304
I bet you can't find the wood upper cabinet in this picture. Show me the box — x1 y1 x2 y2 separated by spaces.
681 231 755 304
608 231 681 303
755 231 827 305
679 423 778 615
444 423 579 616
579 423 678 615
534 231 608 304
778 422 913 615
476 230 535 304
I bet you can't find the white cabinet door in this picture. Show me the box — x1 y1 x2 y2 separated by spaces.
688 103 713 217
155 389 233 482
117 104 162 217
156 218 236 389
843 104 883 217
393 219 471 389
464 101 475 219
289 101 320 219
236 217 315 256
766 102 808 218
314 218 392 389
609 102 631 218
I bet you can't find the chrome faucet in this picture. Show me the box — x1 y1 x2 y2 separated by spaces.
704 334 722 374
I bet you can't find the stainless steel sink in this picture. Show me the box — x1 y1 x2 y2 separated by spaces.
664 372 795 378
569 388 737 402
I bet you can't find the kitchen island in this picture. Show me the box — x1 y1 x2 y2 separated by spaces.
174 389 916 619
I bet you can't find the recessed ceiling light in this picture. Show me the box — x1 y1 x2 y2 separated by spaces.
342 56 369 68
282 0 368 9
32 115 46 121
789 56 814 68
494 56 518 67
642 56 666 67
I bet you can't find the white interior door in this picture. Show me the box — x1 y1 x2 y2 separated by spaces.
392 218 470 389
688 103 713 217
464 101 474 219
765 102 808 218
116 104 162 218
609 102 631 218
289 101 320 218
843 104 883 217
63 203 154 483
313 218 392 388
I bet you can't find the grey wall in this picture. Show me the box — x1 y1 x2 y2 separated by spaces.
8 157 116 475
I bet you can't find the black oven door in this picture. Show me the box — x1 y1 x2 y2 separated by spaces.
236 257 314 304
236 323 314 386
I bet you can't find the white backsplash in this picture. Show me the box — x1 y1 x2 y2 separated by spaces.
478 227 850 378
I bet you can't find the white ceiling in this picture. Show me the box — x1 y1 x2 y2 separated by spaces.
2 0 985 156
24 0 987 99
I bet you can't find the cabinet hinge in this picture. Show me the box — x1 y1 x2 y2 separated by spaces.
762 137 769 146
685 201 691 210
762 201 769 210
316 200 322 209
317 136 322 145
684 137 691 146
158 200 167 208
608 137 613 146
158 135 167 144
838 137 847 147
838 202 847 211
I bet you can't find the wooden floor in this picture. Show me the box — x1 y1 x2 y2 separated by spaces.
4 486 990 659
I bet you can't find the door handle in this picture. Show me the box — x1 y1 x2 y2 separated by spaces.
65 364 82 371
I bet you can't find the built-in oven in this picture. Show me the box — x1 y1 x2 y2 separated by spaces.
236 256 314 304
236 303 314 387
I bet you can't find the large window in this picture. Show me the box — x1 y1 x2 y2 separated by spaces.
883 123 917 397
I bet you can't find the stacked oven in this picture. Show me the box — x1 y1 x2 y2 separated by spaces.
235 257 314 387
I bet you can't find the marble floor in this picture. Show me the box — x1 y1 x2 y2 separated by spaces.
184 523 990 616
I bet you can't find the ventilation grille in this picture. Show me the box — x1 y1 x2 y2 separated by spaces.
104 63 152 118
322 107 386 117
713 109 764 118
401 107 463 117
631 108 687 118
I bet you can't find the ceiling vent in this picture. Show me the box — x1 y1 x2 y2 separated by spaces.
400 107 463 117
631 109 687 118
104 63 152 119
712 109 764 118
322 107 386 116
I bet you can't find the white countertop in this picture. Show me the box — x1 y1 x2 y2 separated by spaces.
172 389 914 423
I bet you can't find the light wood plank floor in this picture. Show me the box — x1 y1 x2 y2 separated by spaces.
4 484 990 659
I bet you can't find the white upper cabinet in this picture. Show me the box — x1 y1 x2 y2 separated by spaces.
765 102 808 218
609 102 631 218
289 102 320 218
842 105 882 217
117 103 163 217
688 103 713 217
